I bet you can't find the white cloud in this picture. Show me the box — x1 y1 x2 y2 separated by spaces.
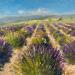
1 8 75 18
61 10 75 15
17 10 25 14
30 8 50 15
17 8 53 16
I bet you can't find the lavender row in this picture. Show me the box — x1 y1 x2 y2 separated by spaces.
0 38 12 70
14 42 65 75
47 23 75 64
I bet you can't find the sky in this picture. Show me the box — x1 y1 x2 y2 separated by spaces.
0 0 75 17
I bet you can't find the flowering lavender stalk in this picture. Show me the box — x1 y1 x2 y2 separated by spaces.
32 24 37 29
0 38 12 69
63 41 75 64
21 26 34 37
15 43 65 75
0 30 5 36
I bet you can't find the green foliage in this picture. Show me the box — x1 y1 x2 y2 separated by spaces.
5 32 25 48
53 31 64 45
48 18 52 22
53 31 70 46
32 37 48 44
57 17 62 21
19 30 30 38
14 50 55 75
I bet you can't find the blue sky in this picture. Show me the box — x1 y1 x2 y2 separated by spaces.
0 0 75 17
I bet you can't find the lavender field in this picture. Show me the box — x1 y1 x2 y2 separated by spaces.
0 19 75 75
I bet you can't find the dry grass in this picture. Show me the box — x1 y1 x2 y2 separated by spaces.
63 64 75 75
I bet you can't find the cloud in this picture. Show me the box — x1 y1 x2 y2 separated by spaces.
30 8 50 15
17 10 25 14
2 8 75 18
17 8 53 16
57 10 75 15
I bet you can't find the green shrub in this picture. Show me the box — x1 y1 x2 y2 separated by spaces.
5 32 26 48
14 44 62 75
32 37 48 45
19 30 29 38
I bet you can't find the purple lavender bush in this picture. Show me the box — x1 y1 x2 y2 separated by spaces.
0 30 5 36
15 43 65 75
63 41 75 64
0 38 12 70
21 26 34 37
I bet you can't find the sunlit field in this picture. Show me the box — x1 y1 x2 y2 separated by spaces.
0 18 75 75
